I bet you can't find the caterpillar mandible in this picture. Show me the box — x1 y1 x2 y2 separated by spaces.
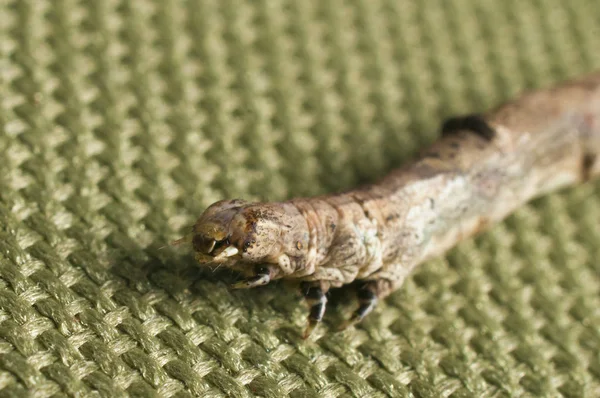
175 72 600 338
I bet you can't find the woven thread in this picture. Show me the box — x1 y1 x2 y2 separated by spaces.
1 0 600 396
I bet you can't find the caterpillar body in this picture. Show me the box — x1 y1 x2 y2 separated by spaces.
177 72 600 338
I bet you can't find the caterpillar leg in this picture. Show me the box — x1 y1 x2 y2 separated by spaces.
338 282 378 330
231 266 271 289
301 281 329 339
339 279 393 330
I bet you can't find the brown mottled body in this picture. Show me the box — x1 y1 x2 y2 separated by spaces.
181 72 600 337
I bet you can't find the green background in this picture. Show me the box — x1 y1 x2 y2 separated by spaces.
1 0 600 397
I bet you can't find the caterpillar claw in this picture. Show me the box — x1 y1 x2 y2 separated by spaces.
303 319 319 339
338 283 379 331
336 319 355 332
230 274 270 289
231 266 271 289
301 282 328 339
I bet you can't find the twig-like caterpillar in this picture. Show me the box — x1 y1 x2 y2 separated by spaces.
176 72 600 338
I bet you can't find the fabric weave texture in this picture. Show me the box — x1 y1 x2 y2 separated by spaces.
1 0 600 397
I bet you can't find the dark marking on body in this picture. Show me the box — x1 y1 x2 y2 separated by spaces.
248 220 258 232
582 153 596 182
428 198 435 209
243 239 256 252
441 114 496 141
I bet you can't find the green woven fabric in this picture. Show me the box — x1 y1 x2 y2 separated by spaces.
1 0 600 397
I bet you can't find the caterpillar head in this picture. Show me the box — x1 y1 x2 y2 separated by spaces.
185 199 309 278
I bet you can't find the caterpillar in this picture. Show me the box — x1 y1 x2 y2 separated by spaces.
175 72 600 338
